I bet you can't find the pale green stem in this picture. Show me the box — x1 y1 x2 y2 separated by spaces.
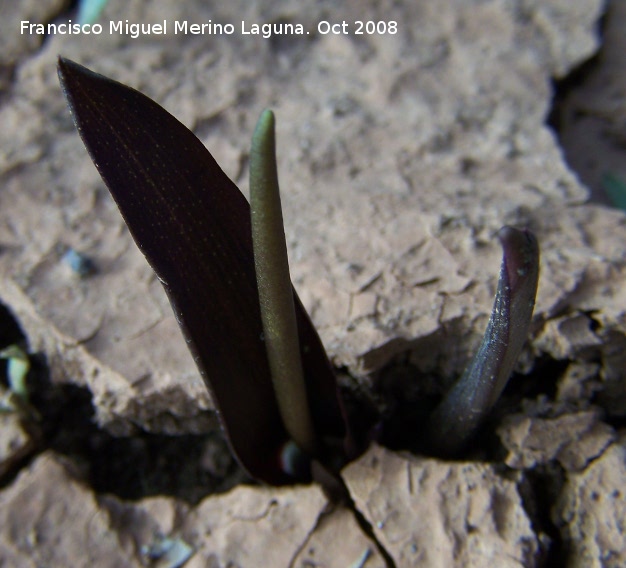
249 109 317 456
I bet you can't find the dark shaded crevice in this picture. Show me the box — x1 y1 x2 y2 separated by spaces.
288 500 396 568
546 6 617 205
516 466 567 568
372 355 569 462
0 64 17 106
38 385 247 504
1 350 249 504
346 493 397 568
498 357 567 403
309 447 397 565
0 298 251 502
352 512 396 568
603 414 626 433
368 359 441 454
0 301 27 349
546 45 604 134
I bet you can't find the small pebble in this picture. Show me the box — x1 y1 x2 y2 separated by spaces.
63 248 96 277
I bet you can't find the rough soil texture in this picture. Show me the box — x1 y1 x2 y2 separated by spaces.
1 0 625 566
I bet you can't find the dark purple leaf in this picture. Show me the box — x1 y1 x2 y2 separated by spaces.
57 57 346 484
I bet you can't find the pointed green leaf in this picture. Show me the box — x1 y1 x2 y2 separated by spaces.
249 110 317 456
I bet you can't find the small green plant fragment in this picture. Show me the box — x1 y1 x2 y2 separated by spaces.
250 110 317 457
0 344 39 421
426 226 539 455
77 0 109 25
601 171 626 211
0 344 30 403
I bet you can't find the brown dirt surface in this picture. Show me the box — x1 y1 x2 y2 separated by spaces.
1 0 625 566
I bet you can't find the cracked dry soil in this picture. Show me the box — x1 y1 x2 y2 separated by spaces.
2 0 626 567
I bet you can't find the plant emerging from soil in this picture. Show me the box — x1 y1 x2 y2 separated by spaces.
57 57 539 488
